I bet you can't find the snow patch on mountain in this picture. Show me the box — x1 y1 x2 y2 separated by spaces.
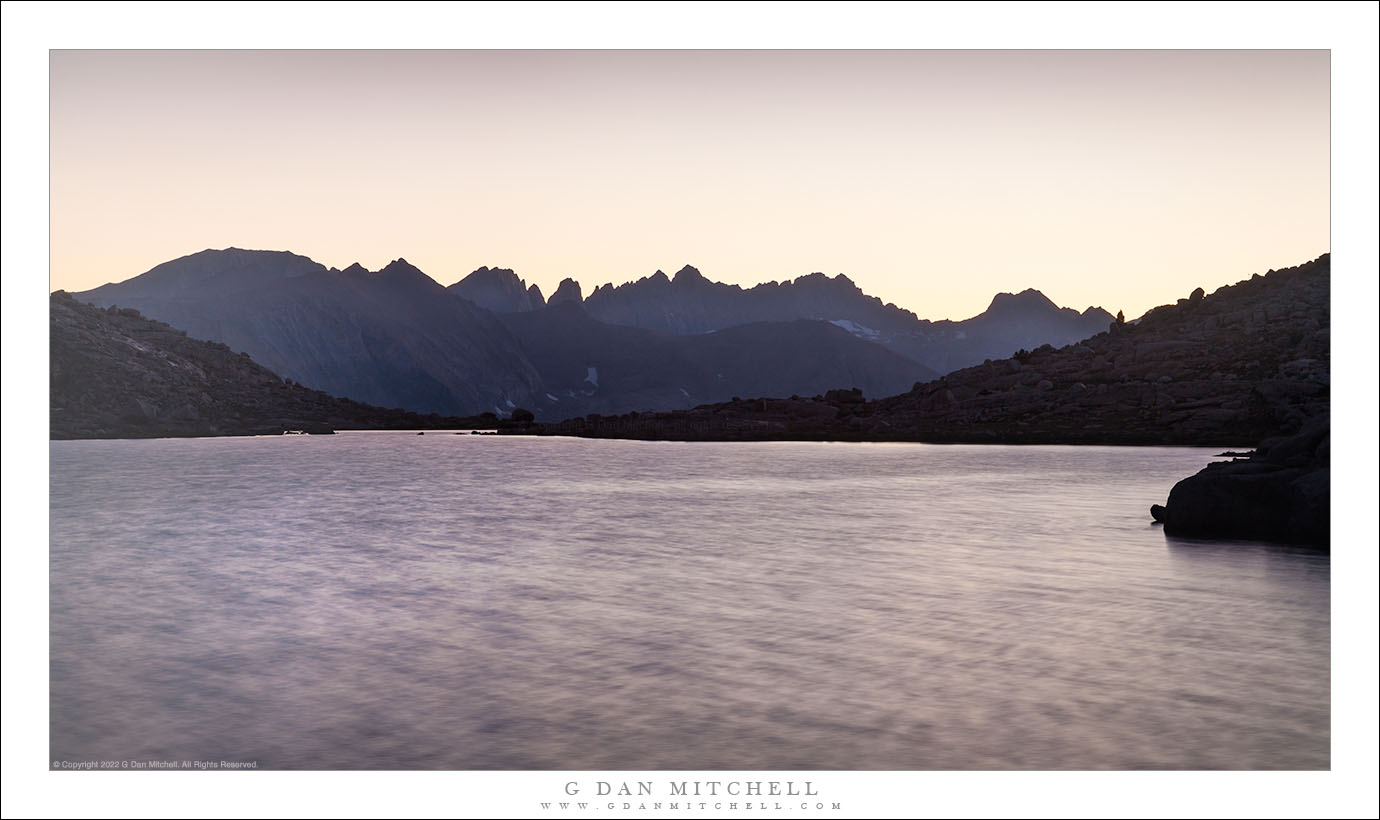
829 319 881 341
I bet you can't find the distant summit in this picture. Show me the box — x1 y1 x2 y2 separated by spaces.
672 264 707 284
984 288 1062 315
83 247 328 299
376 258 434 285
549 277 583 306
448 266 546 313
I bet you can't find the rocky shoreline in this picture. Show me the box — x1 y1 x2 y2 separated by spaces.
1151 420 1329 545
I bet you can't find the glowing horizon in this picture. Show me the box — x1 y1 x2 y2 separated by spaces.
50 50 1329 322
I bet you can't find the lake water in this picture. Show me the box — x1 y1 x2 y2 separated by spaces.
49 434 1329 769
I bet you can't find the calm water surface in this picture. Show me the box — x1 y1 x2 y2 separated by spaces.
50 434 1329 769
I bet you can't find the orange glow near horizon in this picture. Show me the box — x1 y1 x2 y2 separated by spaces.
50 50 1328 321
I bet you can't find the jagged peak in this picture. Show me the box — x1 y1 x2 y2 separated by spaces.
787 271 862 293
985 288 1059 313
549 277 583 305
376 258 435 285
673 265 704 283
454 265 523 288
381 257 421 273
447 265 543 311
341 262 368 275
468 265 517 278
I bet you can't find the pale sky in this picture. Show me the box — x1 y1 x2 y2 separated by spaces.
51 49 1328 320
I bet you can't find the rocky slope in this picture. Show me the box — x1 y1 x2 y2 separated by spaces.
505 254 1329 445
51 292 498 439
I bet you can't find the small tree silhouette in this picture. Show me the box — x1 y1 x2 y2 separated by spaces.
1115 309 1125 325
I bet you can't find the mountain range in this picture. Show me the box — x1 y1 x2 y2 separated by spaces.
76 248 1119 420
79 250 544 416
452 263 1116 375
512 254 1330 447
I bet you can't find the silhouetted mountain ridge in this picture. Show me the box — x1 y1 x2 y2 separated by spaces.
80 249 546 416
76 248 942 420
485 264 1116 374
506 254 1329 447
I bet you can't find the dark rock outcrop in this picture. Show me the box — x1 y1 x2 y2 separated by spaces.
50 292 498 439
1151 420 1329 545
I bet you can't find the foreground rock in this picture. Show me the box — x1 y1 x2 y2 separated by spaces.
51 292 498 439
1151 420 1329 545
